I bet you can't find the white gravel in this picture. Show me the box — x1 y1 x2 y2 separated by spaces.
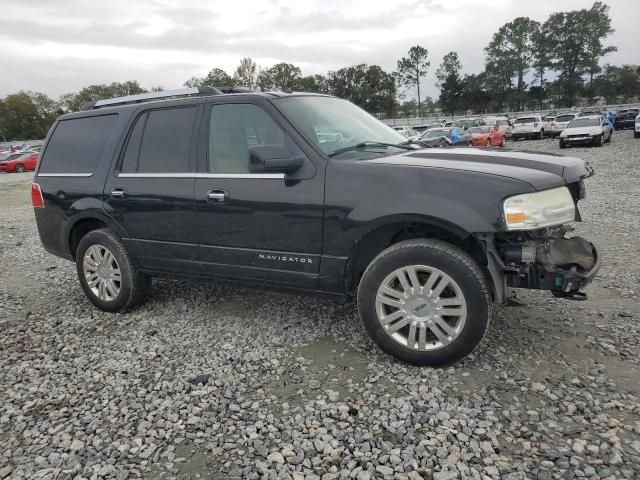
0 131 639 480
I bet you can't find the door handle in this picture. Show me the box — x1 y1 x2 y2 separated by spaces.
111 188 125 198
207 189 229 202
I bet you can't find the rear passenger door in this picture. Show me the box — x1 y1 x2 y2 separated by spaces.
103 104 201 273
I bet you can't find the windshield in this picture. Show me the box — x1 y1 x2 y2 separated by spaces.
275 96 407 156
422 128 451 139
568 118 600 128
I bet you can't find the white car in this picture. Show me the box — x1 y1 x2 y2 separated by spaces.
635 113 640 139
392 126 421 141
559 115 613 148
547 113 577 137
511 115 546 140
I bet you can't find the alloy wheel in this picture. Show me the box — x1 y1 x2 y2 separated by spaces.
375 265 467 351
83 244 122 301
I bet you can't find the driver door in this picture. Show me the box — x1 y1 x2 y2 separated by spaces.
193 99 325 288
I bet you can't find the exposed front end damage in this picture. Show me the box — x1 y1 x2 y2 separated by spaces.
478 227 600 303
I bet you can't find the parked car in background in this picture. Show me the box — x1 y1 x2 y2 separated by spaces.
419 127 471 147
559 115 612 148
634 113 640 138
482 116 513 139
393 126 422 141
578 109 601 117
614 108 640 130
512 115 546 140
468 126 505 147
547 113 577 137
452 118 485 130
0 152 39 173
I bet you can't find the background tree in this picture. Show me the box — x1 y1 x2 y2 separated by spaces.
0 91 60 140
327 64 396 117
256 63 302 91
60 81 146 112
396 45 430 116
184 68 234 88
543 2 616 107
461 73 490 114
296 74 329 93
531 21 554 109
233 58 258 89
583 1 617 102
436 52 464 115
485 17 539 110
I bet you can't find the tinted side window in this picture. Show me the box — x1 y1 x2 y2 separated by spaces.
208 104 287 174
122 106 197 173
39 114 117 174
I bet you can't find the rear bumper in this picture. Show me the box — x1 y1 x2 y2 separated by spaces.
512 131 541 139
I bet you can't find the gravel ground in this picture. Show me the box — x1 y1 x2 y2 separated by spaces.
0 131 639 480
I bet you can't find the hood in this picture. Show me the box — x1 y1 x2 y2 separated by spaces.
365 147 593 191
562 126 602 136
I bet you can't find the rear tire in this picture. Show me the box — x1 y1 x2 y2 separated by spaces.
500 136 505 147
635 131 640 139
539 129 544 139
76 228 151 312
357 239 491 366
486 139 492 147
15 164 24 173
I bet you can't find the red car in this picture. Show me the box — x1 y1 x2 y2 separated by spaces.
0 152 39 173
469 126 506 147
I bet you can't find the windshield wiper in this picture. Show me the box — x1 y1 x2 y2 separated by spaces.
328 140 415 158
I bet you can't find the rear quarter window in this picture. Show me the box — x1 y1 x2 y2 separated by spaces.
39 114 118 174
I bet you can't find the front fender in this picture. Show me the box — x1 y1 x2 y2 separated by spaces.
323 160 535 257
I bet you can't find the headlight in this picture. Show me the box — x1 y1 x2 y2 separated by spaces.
503 187 575 230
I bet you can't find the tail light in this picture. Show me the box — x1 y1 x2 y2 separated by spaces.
551 122 557 128
31 183 45 208
533 122 539 127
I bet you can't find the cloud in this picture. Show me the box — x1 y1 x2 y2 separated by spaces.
0 0 636 100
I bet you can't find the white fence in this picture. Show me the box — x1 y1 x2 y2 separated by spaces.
382 103 640 127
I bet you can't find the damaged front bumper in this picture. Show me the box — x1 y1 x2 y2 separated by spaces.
479 227 600 304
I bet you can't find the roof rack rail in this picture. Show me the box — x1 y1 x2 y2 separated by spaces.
214 86 253 94
85 86 222 110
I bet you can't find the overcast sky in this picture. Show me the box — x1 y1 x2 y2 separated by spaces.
0 0 636 100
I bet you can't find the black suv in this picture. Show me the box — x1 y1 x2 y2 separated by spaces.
32 87 600 366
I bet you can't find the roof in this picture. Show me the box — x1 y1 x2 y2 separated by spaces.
81 86 329 111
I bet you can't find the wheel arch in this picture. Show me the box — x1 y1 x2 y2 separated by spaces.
344 215 487 295
65 210 128 259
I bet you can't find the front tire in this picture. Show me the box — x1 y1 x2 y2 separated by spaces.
486 139 492 147
15 164 24 173
593 134 603 147
357 239 491 366
559 139 566 149
539 129 544 139
76 228 151 312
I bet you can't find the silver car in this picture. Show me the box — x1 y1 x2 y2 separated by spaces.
548 113 577 137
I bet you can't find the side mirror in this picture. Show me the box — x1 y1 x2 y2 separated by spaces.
249 145 303 174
